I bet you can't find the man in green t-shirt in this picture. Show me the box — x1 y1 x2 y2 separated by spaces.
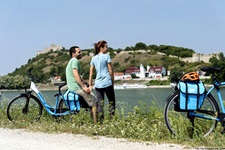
66 46 98 123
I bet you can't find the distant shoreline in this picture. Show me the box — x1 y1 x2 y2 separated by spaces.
147 85 171 88
0 84 216 92
0 84 172 92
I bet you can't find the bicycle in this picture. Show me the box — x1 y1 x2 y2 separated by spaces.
163 66 225 138
6 68 91 124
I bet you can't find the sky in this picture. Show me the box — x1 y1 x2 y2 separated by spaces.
0 0 225 76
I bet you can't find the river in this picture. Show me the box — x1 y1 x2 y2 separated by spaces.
0 87 225 111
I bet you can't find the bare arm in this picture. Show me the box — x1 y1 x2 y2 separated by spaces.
89 65 95 89
73 68 90 93
81 78 88 86
107 62 114 85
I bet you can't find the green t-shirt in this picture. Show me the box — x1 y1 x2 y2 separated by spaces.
66 58 81 92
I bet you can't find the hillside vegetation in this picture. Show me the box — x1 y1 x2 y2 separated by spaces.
7 47 205 82
2 42 224 89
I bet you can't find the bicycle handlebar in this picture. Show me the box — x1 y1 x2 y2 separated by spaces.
27 68 39 82
200 66 222 84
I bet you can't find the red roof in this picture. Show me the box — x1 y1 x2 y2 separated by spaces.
125 66 140 74
148 66 163 72
114 72 124 76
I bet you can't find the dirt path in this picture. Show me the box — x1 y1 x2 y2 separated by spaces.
0 128 193 150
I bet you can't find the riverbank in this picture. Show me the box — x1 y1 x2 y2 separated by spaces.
0 82 214 92
0 82 172 91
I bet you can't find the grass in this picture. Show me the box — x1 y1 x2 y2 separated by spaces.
1 99 225 149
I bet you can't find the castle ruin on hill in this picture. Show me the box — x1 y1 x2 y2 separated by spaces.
36 44 63 55
179 53 219 63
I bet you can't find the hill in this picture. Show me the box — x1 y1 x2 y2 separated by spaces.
7 47 210 84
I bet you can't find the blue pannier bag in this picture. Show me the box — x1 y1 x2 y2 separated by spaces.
178 81 205 110
63 90 80 111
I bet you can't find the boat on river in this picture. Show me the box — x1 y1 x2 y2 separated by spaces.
114 83 147 89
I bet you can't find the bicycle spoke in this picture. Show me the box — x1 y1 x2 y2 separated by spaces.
7 95 42 124
164 91 218 138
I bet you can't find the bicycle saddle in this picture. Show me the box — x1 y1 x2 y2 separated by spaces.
54 82 67 88
200 66 221 73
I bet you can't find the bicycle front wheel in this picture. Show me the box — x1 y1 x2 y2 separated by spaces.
7 94 43 124
164 91 219 138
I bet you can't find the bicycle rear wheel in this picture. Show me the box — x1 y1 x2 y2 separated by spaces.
57 99 71 120
7 94 43 124
164 91 219 138
58 99 70 113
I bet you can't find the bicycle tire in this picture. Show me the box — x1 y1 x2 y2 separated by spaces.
164 90 219 138
7 94 43 124
58 99 70 113
57 99 73 121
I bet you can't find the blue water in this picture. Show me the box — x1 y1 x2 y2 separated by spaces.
0 88 173 108
1 87 224 111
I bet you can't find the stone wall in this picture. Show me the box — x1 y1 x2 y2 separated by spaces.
36 44 63 55
180 53 219 63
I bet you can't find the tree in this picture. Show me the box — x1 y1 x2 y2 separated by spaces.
147 44 158 51
169 65 183 83
125 46 131 51
134 42 147 50
50 67 57 75
209 52 225 80
0 75 29 89
125 46 135 51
